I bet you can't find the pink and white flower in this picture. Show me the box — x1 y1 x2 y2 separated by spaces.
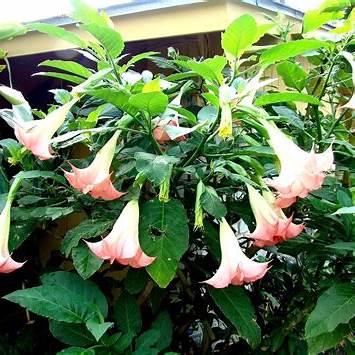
64 130 124 200
203 218 269 288
262 119 334 207
86 200 155 268
14 99 77 160
0 201 24 273
247 185 304 247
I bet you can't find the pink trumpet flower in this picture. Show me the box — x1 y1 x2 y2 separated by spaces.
0 201 24 273
261 119 334 207
203 218 269 288
86 200 155 268
247 185 304 247
64 130 124 200
14 100 77 160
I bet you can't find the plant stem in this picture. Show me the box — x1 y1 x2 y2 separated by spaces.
325 109 349 139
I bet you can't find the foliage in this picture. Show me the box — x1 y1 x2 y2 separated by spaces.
0 0 354 354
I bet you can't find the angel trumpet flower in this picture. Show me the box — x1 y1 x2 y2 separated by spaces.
64 130 124 200
217 85 236 138
247 185 304 247
14 99 77 160
86 200 155 268
262 119 334 208
0 200 24 273
203 218 269 288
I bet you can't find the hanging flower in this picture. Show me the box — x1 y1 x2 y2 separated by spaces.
203 218 269 288
0 201 24 273
247 185 304 247
217 85 236 138
14 99 77 160
261 119 334 207
64 130 125 200
86 200 155 268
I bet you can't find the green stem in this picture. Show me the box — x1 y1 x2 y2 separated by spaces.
325 109 349 139
180 113 220 167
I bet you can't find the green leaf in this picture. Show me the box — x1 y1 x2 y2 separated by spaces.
87 88 137 116
0 23 27 41
307 323 352 355
39 60 92 78
70 0 109 27
9 219 37 253
303 0 347 33
129 92 168 117
222 14 258 58
28 23 86 48
33 71 85 84
176 56 227 84
124 268 148 295
332 206 355 215
305 283 355 339
82 23 124 58
114 291 142 335
16 170 67 185
3 285 97 323
210 286 261 348
41 271 108 317
61 219 114 257
276 61 307 91
326 242 355 251
201 186 227 219
134 152 179 185
49 321 95 346
85 319 113 341
255 92 320 106
135 329 161 350
140 199 189 288
260 39 328 66
272 106 304 129
151 312 173 351
72 242 103 279
58 347 95 355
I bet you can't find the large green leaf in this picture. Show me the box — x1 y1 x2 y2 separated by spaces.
61 218 114 257
49 321 96 346
129 92 168 117
41 271 108 317
139 199 189 288
72 242 103 279
33 71 85 84
276 61 307 91
87 88 137 116
114 291 142 335
39 60 92 78
255 92 320 106
221 14 258 58
82 23 124 58
259 39 328 66
28 23 86 48
305 283 355 339
210 286 261 348
3 285 97 323
307 323 352 355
